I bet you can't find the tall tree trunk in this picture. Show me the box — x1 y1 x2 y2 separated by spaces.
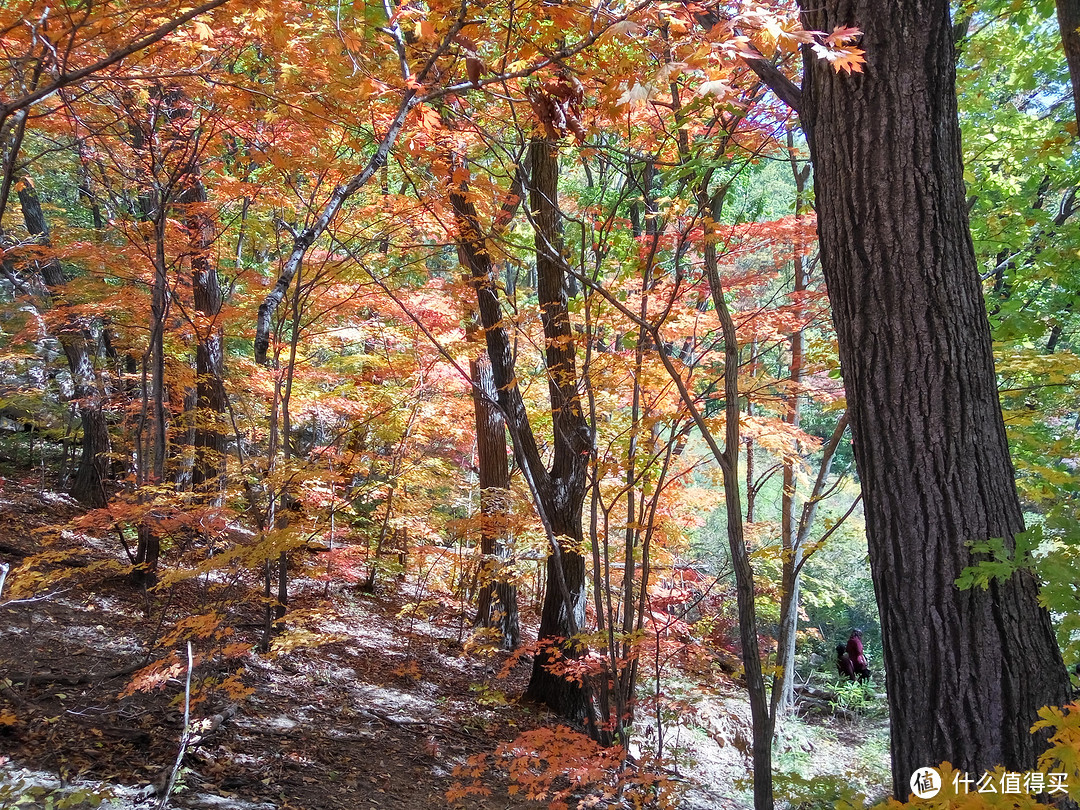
1057 0 1080 129
180 170 226 488
451 138 591 723
660 61 774 802
15 177 110 507
275 255 308 618
797 0 1070 792
131 202 169 588
471 354 520 649
745 338 757 523
132 523 160 589
771 152 812 717
702 230 773 810
523 136 590 721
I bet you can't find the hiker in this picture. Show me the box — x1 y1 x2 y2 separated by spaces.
848 628 870 682
836 644 855 680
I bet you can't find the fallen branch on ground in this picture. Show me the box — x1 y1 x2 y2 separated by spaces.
188 703 238 747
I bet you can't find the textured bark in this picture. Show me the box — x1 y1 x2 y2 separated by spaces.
1057 0 1080 129
131 523 160 588
797 0 1070 793
522 137 589 720
471 355 520 650
16 178 110 507
70 404 110 508
451 139 590 722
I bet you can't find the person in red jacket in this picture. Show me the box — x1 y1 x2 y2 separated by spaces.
847 628 870 681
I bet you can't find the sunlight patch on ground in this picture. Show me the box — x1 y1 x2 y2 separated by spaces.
60 528 119 555
352 681 436 718
7 599 143 657
328 614 399 651
303 662 357 683
184 796 275 810
245 712 299 732
184 794 276 809
57 621 142 653
38 491 80 509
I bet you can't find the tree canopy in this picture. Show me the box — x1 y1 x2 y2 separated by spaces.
0 0 1078 808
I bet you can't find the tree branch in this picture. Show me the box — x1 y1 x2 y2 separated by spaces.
253 89 418 364
683 4 803 114
0 0 234 122
741 51 803 113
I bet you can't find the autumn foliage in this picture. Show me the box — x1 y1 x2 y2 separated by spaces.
0 0 1078 808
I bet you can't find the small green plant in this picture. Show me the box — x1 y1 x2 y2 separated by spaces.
773 770 871 810
830 680 885 719
468 682 509 707
0 779 115 810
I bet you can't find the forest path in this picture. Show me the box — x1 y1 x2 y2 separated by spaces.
0 478 534 809
0 477 888 808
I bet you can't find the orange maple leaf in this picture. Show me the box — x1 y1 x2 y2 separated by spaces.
811 41 866 74
808 25 866 74
825 25 863 46
830 47 867 74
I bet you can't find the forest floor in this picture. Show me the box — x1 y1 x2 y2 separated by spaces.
0 475 890 809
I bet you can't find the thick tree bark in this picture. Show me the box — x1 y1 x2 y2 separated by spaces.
797 0 1070 794
1057 0 1080 129
131 523 160 588
471 355 520 649
16 177 110 507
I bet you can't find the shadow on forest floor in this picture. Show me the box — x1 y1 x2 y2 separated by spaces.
0 477 890 809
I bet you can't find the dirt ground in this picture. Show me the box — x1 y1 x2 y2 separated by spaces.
0 477 889 809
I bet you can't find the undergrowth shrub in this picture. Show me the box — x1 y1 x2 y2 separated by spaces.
448 726 682 809
773 770 871 810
